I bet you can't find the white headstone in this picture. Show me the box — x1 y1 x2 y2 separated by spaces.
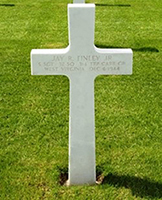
73 0 85 3
31 4 133 185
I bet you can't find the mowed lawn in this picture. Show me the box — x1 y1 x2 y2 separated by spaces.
0 0 162 199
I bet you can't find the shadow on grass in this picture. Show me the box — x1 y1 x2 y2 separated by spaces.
57 166 68 186
103 173 162 199
57 166 162 198
96 4 131 7
0 4 15 7
95 44 159 53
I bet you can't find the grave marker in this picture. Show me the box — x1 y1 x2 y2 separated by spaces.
73 0 85 3
31 4 133 185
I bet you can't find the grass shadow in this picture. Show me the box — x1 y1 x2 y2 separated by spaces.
96 4 131 7
103 173 162 199
56 165 162 198
0 4 15 7
57 166 68 186
133 47 159 52
95 44 159 53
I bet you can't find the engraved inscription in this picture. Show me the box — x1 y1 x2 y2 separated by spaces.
90 66 120 71
77 55 100 62
52 56 64 61
60 67 85 72
39 54 126 73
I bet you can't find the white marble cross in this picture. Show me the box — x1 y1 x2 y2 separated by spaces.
31 4 133 185
73 0 85 3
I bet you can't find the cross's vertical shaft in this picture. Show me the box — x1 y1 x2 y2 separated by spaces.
69 75 96 185
68 4 96 185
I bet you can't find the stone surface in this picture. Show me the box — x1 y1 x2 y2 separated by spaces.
73 0 85 3
31 4 133 185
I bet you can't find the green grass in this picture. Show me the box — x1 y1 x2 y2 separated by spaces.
0 0 162 199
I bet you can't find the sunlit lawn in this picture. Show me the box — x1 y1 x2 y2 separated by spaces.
0 0 162 199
